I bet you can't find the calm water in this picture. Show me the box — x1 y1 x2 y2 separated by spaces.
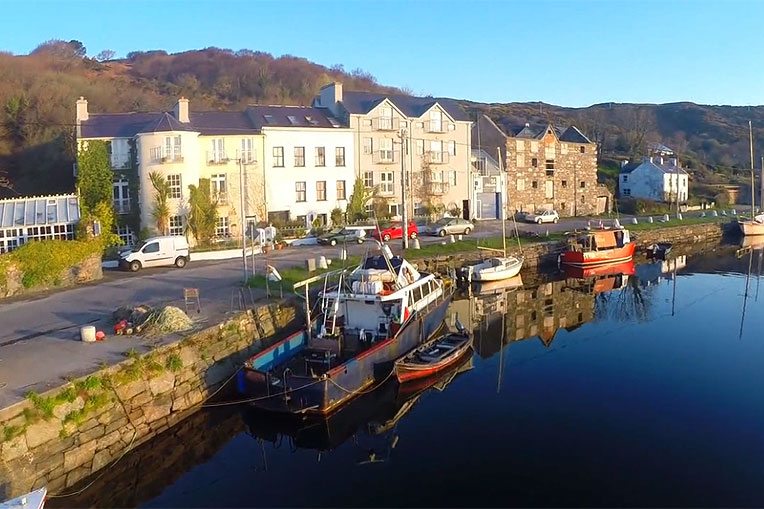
55 245 764 507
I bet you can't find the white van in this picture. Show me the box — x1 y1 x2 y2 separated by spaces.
119 236 190 272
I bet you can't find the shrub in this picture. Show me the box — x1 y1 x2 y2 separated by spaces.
330 207 344 225
0 239 103 289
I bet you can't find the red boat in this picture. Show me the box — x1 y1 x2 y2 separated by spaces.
394 331 473 383
563 260 636 279
559 228 636 267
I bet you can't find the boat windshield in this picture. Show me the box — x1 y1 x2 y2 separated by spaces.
362 255 403 273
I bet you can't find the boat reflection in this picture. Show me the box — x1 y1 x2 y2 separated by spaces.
242 351 473 465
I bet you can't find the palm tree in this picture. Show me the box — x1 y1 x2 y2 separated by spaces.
149 171 171 235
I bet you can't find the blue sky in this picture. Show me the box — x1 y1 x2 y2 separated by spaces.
2 0 762 107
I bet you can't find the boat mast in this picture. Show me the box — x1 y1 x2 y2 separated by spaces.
497 147 507 258
750 121 755 219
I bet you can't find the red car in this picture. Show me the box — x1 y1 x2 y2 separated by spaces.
372 221 419 242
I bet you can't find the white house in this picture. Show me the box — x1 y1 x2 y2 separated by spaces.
249 105 355 227
619 150 689 203
470 148 507 220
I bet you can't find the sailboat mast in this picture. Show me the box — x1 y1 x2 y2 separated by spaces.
749 121 755 218
497 147 507 258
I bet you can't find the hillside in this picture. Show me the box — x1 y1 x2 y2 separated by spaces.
0 40 762 199
0 40 399 197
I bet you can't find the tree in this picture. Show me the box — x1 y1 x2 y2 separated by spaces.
346 177 374 222
96 49 115 62
330 207 344 225
76 140 118 245
149 172 171 235
187 178 218 244
4 95 29 149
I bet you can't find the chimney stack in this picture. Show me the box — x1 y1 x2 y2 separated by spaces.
318 82 343 117
76 96 88 123
174 97 190 123
621 159 629 168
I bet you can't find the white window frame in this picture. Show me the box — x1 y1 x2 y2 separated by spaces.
335 147 345 167
113 178 130 214
429 110 442 132
164 135 182 161
167 174 182 199
336 180 346 200
316 181 327 201
448 140 456 156
240 138 256 163
380 172 394 194
363 171 374 189
169 215 184 236
379 138 394 162
209 138 225 163
211 174 227 204
273 147 284 167
215 216 229 237
315 146 326 167
295 181 306 202
363 137 373 154
294 146 305 167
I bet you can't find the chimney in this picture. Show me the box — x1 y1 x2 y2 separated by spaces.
173 97 189 123
318 82 343 117
621 159 629 168
76 96 88 123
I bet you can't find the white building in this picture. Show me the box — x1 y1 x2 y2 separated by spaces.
248 106 355 226
470 148 507 220
619 148 689 203
0 194 80 253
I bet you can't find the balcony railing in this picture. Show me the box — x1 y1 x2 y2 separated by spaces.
426 151 450 164
372 117 399 131
150 147 183 164
236 149 257 164
378 184 395 195
425 120 447 133
206 151 228 165
110 158 131 170
427 182 450 195
214 192 228 205
373 150 399 164
113 199 131 214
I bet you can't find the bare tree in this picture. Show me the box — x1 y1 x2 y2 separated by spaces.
96 49 115 62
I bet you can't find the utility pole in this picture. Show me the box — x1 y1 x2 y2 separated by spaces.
400 128 409 250
238 157 248 283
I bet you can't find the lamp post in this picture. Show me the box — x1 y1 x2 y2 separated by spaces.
237 156 248 283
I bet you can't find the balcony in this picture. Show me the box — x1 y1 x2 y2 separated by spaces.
372 150 399 164
110 158 131 170
236 149 257 164
206 151 228 165
150 147 183 164
426 151 450 164
427 182 450 195
113 199 131 214
372 117 399 131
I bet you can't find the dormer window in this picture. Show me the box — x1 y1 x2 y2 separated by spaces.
287 115 299 125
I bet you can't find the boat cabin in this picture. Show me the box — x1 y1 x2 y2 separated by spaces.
569 228 631 252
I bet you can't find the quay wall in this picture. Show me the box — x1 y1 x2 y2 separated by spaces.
0 300 301 500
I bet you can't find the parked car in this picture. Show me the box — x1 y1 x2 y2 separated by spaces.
371 221 419 242
428 217 474 237
522 209 559 224
119 236 190 272
317 227 366 246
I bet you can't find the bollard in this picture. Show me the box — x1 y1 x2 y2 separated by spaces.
677 213 683 220
457 235 463 241
449 235 456 244
700 211 706 217
662 214 670 222
441 241 447 246
631 217 638 224
648 216 654 223
545 229 549 237
305 258 317 272
339 248 347 260
721 210 727 216
731 209 737 215
318 256 328 269
411 238 421 249
711 210 718 217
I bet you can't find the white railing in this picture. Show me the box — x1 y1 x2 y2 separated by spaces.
427 151 450 164
373 150 399 164
113 199 131 214
236 149 257 164
206 151 228 164
150 147 183 164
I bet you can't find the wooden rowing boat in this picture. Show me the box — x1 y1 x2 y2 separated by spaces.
394 331 473 383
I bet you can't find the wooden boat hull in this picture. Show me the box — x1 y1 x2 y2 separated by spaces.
238 294 452 415
559 242 636 267
394 334 473 383
739 220 764 236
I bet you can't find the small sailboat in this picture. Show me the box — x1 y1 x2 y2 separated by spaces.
738 121 764 235
394 320 473 383
1 488 47 509
470 147 524 282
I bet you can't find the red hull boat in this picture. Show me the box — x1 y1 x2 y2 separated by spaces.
559 227 636 267
394 332 473 383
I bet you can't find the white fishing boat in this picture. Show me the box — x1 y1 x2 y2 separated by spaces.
1 488 47 509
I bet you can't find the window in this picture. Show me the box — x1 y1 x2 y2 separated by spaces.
113 178 130 214
545 159 555 176
295 181 306 202
336 180 346 200
388 203 400 216
516 179 525 191
532 181 538 189
380 138 393 162
209 138 225 163
429 140 443 162
531 157 538 167
515 140 524 151
416 139 424 156
562 180 567 188
273 147 284 167
545 180 554 199
449 171 457 186
143 242 160 253
622 175 628 183
286 115 298 125
623 189 631 196
109 139 129 168
241 138 256 163
580 181 586 188
294 147 305 167
211 174 227 204
580 146 586 153
164 135 182 161
116 224 135 246
169 215 184 236
168 174 182 199
335 147 345 166
581 195 585 203
448 140 456 156
429 110 443 132
530 141 538 153
215 217 229 237
315 146 326 166
380 172 394 194
379 106 393 130
516 154 524 167
363 137 373 154
316 181 327 201
363 171 374 189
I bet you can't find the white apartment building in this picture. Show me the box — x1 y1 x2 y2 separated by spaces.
314 83 473 219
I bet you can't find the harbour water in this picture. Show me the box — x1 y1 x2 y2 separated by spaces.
52 245 764 507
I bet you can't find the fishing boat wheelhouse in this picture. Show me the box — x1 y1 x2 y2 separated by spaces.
238 243 452 415
559 226 636 267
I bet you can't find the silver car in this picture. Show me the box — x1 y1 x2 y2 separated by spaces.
428 217 474 237
522 209 559 224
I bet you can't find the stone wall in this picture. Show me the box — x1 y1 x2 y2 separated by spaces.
0 300 301 500
0 253 103 300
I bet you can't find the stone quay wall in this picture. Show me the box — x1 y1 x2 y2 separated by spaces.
0 300 301 500
1 253 102 300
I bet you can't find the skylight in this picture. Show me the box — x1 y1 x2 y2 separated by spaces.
287 115 299 125
263 115 274 124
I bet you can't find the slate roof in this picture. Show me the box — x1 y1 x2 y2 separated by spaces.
503 122 593 143
244 106 342 129
339 90 470 122
189 111 257 135
0 194 80 228
620 158 688 175
648 142 674 154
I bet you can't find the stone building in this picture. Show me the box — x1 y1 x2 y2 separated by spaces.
473 115 612 216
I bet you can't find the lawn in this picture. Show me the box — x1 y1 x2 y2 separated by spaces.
247 256 361 293
626 215 728 231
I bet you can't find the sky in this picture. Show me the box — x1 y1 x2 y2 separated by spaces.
2 0 763 107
